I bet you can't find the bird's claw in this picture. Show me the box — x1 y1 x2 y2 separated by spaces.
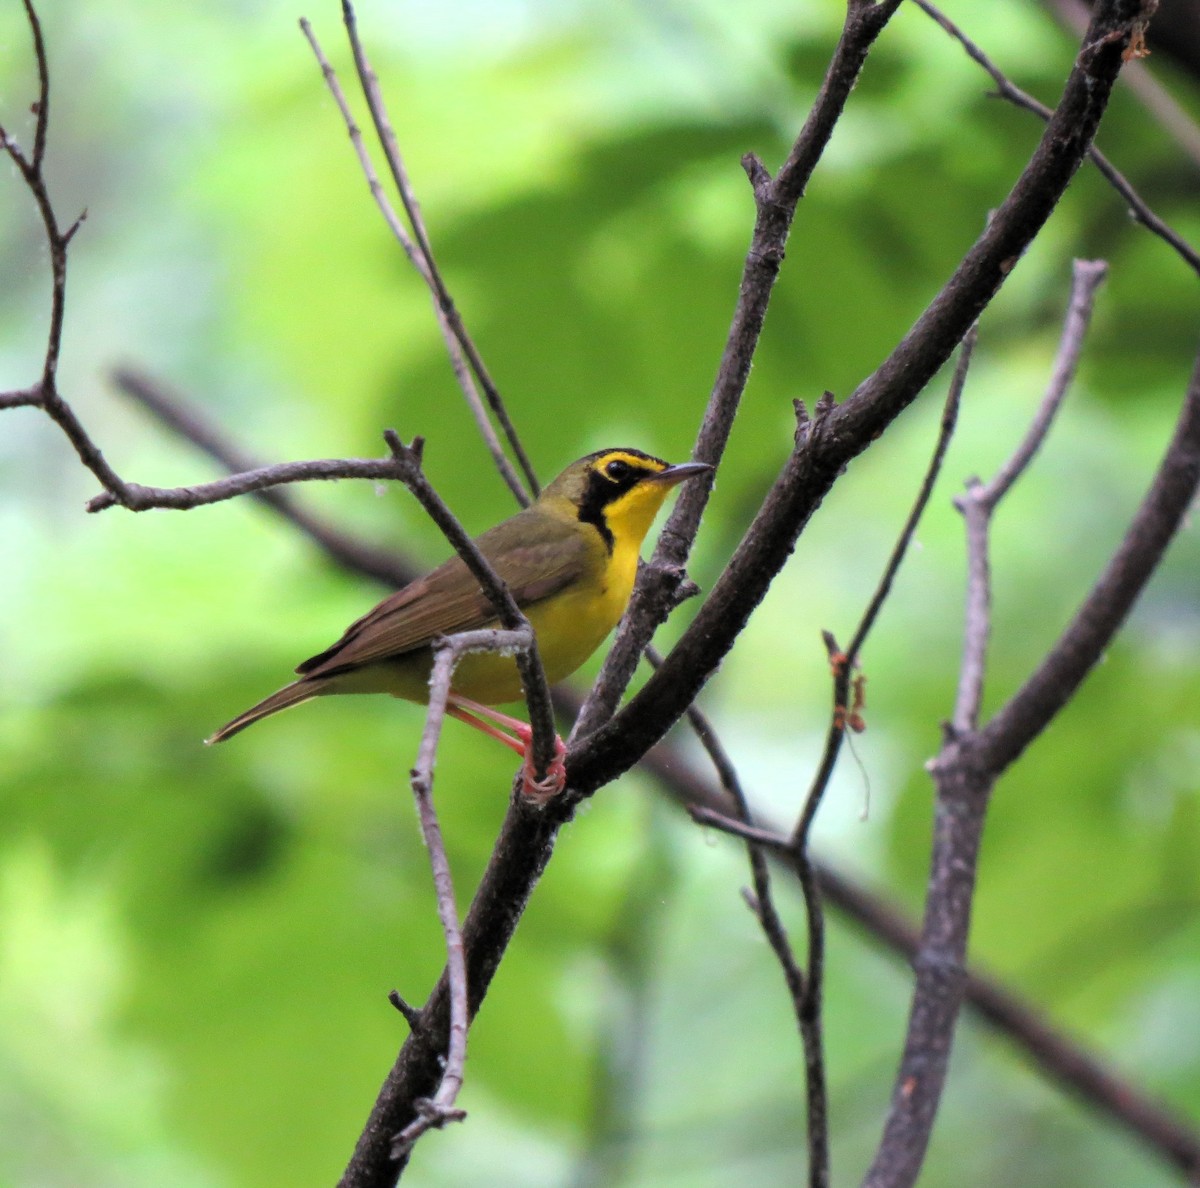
519 737 567 804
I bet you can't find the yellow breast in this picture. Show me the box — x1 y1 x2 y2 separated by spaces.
438 532 635 705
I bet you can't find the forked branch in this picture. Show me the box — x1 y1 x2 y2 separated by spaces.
864 263 1200 1186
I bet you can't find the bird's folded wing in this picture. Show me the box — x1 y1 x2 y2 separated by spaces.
295 514 591 678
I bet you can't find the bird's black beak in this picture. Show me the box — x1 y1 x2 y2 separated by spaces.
651 461 714 486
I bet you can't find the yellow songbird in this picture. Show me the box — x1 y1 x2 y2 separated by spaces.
207 448 711 797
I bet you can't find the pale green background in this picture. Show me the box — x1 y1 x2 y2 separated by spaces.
2 2 1199 1185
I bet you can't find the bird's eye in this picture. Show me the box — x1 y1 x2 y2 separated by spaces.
605 459 633 482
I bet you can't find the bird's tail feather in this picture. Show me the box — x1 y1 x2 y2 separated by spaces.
205 680 319 744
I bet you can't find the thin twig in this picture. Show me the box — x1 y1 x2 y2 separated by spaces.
688 805 794 850
975 260 1108 506
0 386 43 409
110 368 415 587
387 990 423 1031
298 17 426 272
23 0 49 170
572 0 906 742
672 689 822 1183
85 454 413 513
337 2 541 502
791 327 974 855
1 2 117 501
394 626 533 1157
913 0 1200 279
952 260 1107 733
299 15 533 508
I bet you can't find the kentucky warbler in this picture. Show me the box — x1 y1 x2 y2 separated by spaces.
207 448 711 797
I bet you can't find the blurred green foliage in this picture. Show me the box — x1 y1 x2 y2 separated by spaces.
2 1 1199 1184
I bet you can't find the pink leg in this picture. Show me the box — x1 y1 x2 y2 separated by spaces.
447 695 567 802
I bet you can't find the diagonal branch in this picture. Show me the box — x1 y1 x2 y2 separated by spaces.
336 1 539 502
980 349 1200 773
299 14 534 507
379 434 558 782
914 0 1200 279
573 0 905 740
567 0 1149 800
864 288 1200 1185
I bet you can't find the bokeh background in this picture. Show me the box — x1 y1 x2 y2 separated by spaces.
3 2 1199 1185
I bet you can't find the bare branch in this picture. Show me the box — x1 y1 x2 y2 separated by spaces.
395 626 534 1158
335 1 541 503
688 806 794 850
110 368 415 587
914 0 1200 278
396 639 470 1154
4 35 432 534
849 331 973 670
568 0 1148 800
574 0 903 740
976 261 1108 507
298 16 532 508
0 385 43 410
673 688 824 1184
980 349 1200 773
864 315 1200 1186
85 454 408 513
23 0 49 168
298 18 425 272
952 260 1107 733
